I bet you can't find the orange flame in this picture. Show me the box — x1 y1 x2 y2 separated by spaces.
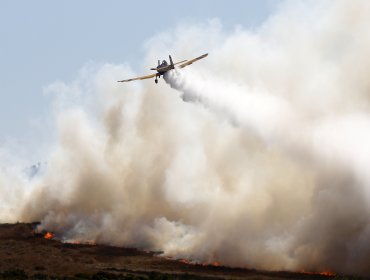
319 271 336 276
300 269 336 277
211 261 220 267
179 259 191 264
44 232 55 240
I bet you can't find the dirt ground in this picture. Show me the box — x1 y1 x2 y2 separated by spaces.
0 223 338 279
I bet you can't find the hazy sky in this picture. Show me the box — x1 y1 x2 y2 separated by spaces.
0 0 278 149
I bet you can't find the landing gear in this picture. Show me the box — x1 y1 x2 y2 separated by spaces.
155 78 158 84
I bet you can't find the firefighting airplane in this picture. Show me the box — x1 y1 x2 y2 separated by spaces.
117 53 208 84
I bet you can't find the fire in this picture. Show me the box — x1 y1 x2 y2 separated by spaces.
300 270 336 277
44 232 55 240
211 261 220 267
179 259 192 264
319 271 336 277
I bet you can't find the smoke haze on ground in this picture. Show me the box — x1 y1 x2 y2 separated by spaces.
1 0 370 276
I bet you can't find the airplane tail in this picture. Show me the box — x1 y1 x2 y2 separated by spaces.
169 55 174 69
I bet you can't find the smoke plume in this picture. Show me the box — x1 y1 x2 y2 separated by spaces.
1 0 370 276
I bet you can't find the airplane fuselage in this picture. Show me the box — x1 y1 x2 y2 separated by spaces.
117 53 207 84
150 59 175 83
151 60 174 73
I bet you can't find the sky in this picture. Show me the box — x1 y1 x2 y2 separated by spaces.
0 0 278 152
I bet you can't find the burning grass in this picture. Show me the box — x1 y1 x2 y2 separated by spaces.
0 223 364 280
43 232 54 240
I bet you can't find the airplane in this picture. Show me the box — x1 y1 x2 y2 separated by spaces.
117 53 208 84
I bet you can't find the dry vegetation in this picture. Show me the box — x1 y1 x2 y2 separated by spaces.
0 223 353 280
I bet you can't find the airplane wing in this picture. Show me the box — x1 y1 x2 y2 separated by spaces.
174 60 187 65
117 73 156 82
178 53 208 69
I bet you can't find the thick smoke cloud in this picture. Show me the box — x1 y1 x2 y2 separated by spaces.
1 0 370 275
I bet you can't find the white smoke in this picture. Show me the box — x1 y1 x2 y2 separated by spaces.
1 0 370 276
